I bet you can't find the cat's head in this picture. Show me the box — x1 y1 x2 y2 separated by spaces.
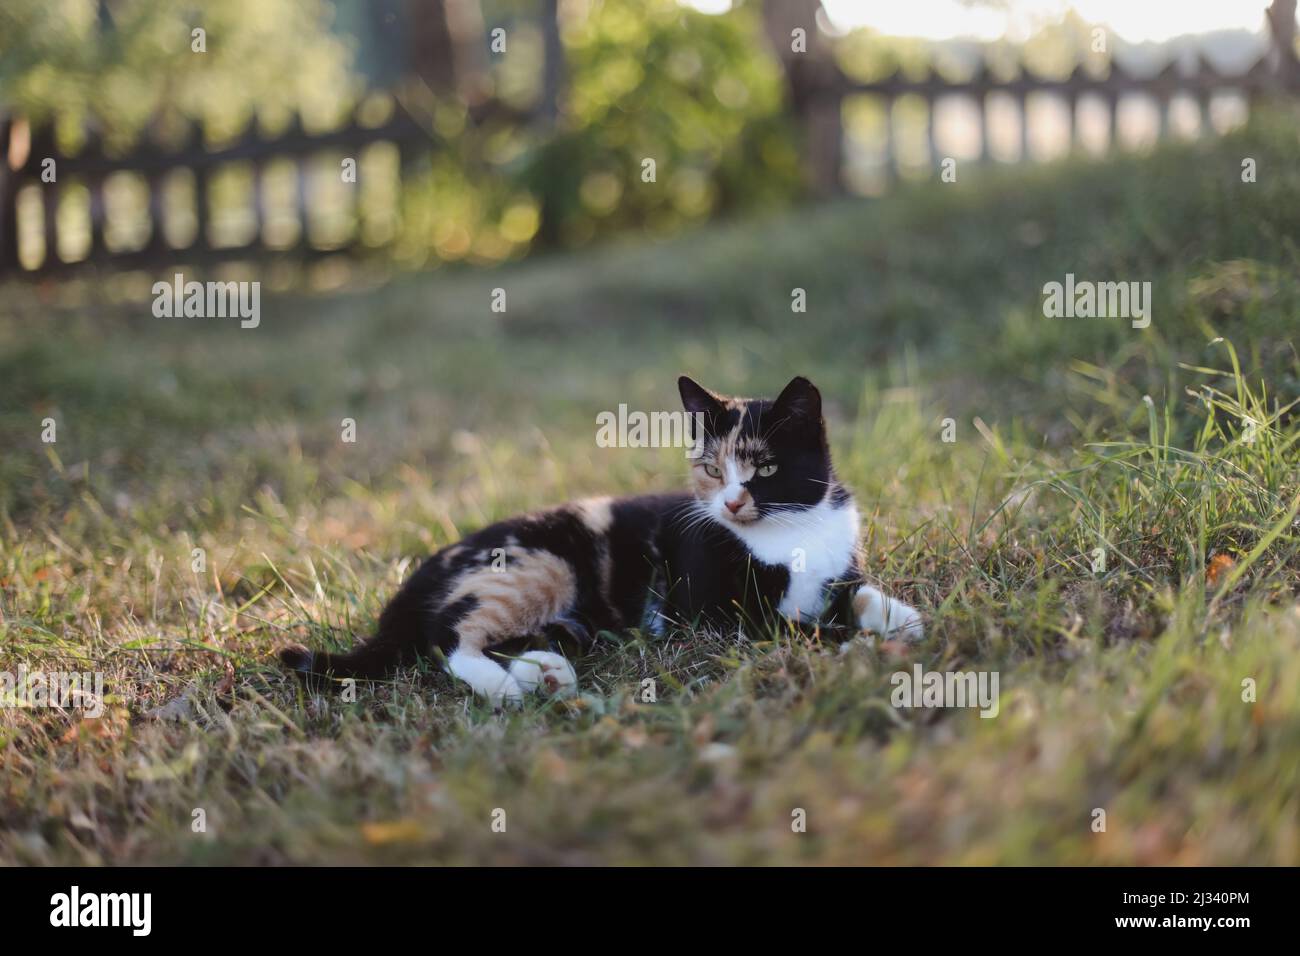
678 374 833 526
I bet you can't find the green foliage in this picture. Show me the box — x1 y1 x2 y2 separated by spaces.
390 0 803 261
0 0 356 145
525 0 801 244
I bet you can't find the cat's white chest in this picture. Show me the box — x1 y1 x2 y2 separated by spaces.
726 500 859 622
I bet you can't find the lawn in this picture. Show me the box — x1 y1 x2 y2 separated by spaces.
1 114 1298 865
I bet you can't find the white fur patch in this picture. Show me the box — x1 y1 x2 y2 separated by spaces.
719 498 860 623
853 585 924 640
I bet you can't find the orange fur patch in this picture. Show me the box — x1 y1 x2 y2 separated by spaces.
442 547 578 652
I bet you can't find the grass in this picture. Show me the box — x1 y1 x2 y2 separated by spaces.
2 114 1299 864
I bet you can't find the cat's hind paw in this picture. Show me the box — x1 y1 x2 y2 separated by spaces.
448 650 524 708
508 650 578 697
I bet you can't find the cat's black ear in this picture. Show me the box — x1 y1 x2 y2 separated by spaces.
678 376 725 417
772 376 822 422
679 375 726 441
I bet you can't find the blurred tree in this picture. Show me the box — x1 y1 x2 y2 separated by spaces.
406 0 491 110
537 0 564 126
1267 0 1297 78
0 0 356 145
760 0 844 195
515 0 801 249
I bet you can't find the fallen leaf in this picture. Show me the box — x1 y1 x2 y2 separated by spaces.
1207 553 1235 587
215 659 236 698
361 820 426 845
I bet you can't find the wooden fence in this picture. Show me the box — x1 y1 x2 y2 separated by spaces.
785 0 1300 194
0 103 440 276
0 0 566 279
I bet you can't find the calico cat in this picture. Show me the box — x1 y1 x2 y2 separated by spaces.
280 375 923 705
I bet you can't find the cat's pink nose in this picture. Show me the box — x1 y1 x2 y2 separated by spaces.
725 499 744 514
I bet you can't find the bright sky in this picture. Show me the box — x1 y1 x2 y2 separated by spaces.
683 1 1272 43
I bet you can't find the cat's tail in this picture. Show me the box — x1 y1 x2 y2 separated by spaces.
279 585 428 684
279 639 411 682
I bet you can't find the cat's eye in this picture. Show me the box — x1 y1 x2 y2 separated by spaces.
757 463 778 477
703 463 723 479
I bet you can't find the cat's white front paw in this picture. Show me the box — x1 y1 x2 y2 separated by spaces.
853 585 924 641
508 650 578 696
